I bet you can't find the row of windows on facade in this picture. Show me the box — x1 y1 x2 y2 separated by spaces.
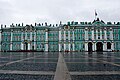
1 35 119 41
3 28 120 34
1 29 116 37
2 30 118 37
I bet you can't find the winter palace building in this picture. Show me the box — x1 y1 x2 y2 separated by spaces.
0 18 120 52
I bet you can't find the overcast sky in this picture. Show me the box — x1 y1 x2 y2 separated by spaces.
0 0 120 26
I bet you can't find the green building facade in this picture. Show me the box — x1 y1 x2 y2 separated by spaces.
0 18 120 52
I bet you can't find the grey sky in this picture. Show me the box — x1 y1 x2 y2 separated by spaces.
0 0 120 26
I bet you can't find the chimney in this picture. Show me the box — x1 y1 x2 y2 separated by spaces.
53 24 54 27
49 24 51 26
45 22 47 26
1 24 3 29
60 21 62 25
35 23 37 26
22 23 23 26
39 23 41 26
18 24 20 26
42 23 43 26
56 24 58 26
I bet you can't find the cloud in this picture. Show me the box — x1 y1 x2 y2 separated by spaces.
0 0 120 26
0 0 14 25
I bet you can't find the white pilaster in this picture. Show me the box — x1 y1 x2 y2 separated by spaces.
10 29 13 51
59 30 61 51
64 30 66 51
73 43 75 51
105 42 107 50
59 44 61 52
103 42 107 51
92 42 95 51
72 29 75 51
25 31 27 40
85 43 88 51
68 30 70 51
103 42 105 51
103 43 105 51
110 28 113 40
21 31 24 50
64 44 66 51
45 44 48 51
69 44 71 51
104 28 107 40
85 28 88 51
30 31 32 50
85 28 88 40
28 43 30 50
30 32 32 41
92 28 94 40
111 42 114 51
100 29 102 39
45 29 48 51
34 30 36 50
95 43 96 51
0 29 1 51
96 29 98 40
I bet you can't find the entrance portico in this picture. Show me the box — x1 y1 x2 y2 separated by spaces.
21 40 32 51
86 41 113 52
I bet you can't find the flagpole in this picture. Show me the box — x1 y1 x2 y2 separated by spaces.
95 10 96 20
95 10 97 20
95 14 96 20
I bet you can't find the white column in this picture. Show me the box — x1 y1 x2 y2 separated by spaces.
34 30 36 50
45 29 48 51
95 43 96 51
92 42 95 51
85 27 88 51
64 30 66 51
85 43 88 51
100 29 102 39
111 42 114 51
104 28 107 40
10 30 13 50
21 30 24 50
59 30 61 51
28 43 30 50
103 42 105 51
72 30 75 51
0 29 1 51
59 44 61 52
25 31 27 40
73 43 75 51
92 28 94 40
110 28 113 40
85 28 88 40
96 29 98 40
30 31 32 50
68 30 70 51
105 42 107 50
103 42 107 50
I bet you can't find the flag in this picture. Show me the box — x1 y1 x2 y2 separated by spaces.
95 10 97 16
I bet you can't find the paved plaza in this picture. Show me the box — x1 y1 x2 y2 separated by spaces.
0 52 120 80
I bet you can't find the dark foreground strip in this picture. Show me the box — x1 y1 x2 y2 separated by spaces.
0 70 120 75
